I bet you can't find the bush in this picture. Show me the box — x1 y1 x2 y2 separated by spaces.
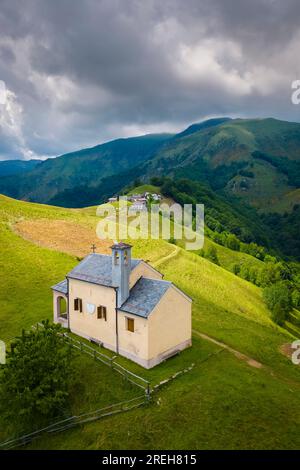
150 176 164 186
0 321 74 432
263 282 292 325
292 289 300 309
239 264 250 281
206 245 220 265
257 262 283 287
231 263 241 275
271 304 288 326
226 234 240 251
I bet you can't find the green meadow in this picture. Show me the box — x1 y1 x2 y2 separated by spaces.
0 194 300 449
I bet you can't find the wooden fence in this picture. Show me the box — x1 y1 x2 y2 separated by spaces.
61 332 151 395
0 395 147 450
0 325 152 450
0 324 200 449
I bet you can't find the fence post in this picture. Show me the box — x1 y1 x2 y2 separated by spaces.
146 383 151 401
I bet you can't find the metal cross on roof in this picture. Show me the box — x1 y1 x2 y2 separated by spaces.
91 244 96 253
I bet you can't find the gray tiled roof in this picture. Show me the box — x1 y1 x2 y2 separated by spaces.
119 277 171 318
51 279 68 295
67 253 141 287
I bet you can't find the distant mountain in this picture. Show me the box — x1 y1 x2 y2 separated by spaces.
0 117 299 216
175 117 231 139
0 159 41 177
144 118 300 213
0 133 172 204
0 117 299 259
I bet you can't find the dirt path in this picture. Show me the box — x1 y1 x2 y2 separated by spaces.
193 328 300 391
153 245 180 268
192 329 263 369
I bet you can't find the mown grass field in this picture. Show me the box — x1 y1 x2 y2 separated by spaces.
0 194 300 449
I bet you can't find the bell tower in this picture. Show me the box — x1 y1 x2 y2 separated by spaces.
111 242 132 307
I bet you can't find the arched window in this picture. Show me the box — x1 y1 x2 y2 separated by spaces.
124 250 128 265
114 251 120 265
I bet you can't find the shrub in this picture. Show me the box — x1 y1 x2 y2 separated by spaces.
150 176 164 186
231 263 241 275
292 289 300 309
263 282 292 325
271 305 288 326
257 262 283 287
0 321 74 431
239 264 250 281
226 234 240 251
206 246 220 265
248 266 259 284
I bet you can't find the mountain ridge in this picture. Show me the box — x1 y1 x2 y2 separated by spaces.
0 159 41 177
0 117 299 219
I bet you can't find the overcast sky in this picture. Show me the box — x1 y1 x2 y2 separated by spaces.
0 0 300 160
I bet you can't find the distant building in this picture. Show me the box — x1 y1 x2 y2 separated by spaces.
143 192 162 201
109 192 162 206
129 201 147 212
128 194 142 202
52 242 192 368
108 196 118 203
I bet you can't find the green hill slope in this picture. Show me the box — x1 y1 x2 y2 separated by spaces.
1 196 300 449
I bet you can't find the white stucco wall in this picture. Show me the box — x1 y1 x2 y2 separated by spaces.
118 311 149 363
148 286 192 364
68 278 117 351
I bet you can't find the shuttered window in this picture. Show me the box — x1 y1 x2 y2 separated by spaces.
97 305 107 321
74 298 83 312
97 306 102 319
127 318 134 333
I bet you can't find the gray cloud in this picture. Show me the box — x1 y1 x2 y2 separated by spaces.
0 0 300 160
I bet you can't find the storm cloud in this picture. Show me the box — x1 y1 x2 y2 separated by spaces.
0 0 300 160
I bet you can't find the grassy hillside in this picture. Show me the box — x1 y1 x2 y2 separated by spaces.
127 184 160 195
27 346 300 450
1 195 300 449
